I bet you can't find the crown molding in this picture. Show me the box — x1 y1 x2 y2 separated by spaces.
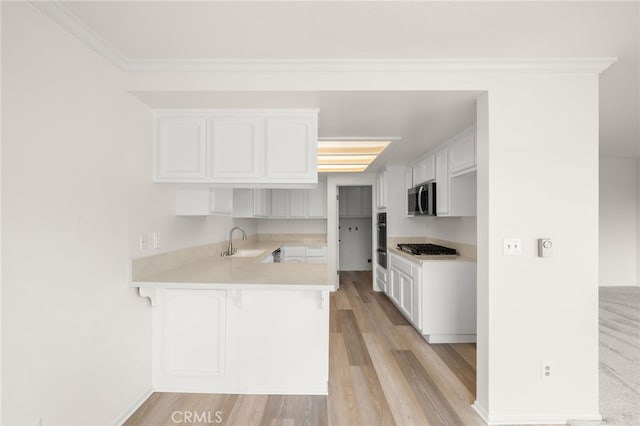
32 1 129 70
32 1 616 75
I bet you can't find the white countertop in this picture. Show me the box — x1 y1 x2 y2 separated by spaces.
131 241 333 291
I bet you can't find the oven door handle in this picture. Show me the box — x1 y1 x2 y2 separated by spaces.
417 186 424 215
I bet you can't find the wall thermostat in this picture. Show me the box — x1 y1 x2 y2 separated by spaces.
538 238 553 257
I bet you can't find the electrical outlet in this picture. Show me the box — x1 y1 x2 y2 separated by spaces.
153 232 160 249
503 238 522 256
139 233 149 250
541 361 553 380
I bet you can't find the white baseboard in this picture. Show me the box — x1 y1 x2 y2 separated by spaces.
426 333 476 344
472 401 489 423
485 413 602 425
113 388 153 426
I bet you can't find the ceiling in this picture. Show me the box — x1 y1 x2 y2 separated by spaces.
56 0 639 158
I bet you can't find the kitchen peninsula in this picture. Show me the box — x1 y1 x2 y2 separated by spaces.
131 238 332 395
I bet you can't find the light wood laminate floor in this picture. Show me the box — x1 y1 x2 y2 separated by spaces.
125 271 482 425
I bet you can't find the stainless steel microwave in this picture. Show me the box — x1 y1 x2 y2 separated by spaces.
408 182 436 216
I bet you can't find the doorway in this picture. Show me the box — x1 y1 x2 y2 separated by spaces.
337 186 373 273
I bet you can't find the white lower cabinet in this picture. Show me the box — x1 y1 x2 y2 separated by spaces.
281 245 327 263
375 266 388 293
152 287 330 394
387 252 476 343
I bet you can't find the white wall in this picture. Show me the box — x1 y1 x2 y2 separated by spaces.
338 218 373 271
256 219 326 235
421 216 477 245
383 165 424 238
637 158 640 287
1 3 258 424
599 158 638 286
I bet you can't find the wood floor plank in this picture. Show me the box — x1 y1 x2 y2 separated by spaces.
371 291 411 326
333 287 352 310
350 365 395 426
363 332 433 425
392 349 464 426
328 332 363 426
352 279 373 303
225 394 269 426
450 342 477 369
348 290 375 333
432 343 477 396
338 309 372 366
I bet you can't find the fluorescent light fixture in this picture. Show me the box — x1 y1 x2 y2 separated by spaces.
317 140 392 172
318 164 368 173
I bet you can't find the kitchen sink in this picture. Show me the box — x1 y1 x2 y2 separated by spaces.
230 249 266 258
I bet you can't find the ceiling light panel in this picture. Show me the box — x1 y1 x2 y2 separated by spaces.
317 154 377 165
317 140 392 173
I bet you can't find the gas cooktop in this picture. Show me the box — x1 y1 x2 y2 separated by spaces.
397 243 457 256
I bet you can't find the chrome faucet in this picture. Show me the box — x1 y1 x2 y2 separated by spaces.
224 226 247 256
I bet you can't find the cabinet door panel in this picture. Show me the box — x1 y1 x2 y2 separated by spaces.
399 273 413 319
448 130 476 174
307 178 326 218
270 189 289 218
210 117 261 179
436 148 449 216
162 290 226 376
346 187 363 217
289 189 307 218
157 116 207 180
265 116 317 180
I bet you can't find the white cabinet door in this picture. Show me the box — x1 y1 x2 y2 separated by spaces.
413 154 435 185
399 271 414 319
156 116 207 181
389 267 401 305
346 187 363 217
161 290 227 376
210 116 262 180
307 178 326 218
264 115 317 181
270 189 289 218
253 189 270 217
448 129 476 175
361 187 372 217
436 148 449 216
176 188 233 216
376 171 387 209
289 189 307 218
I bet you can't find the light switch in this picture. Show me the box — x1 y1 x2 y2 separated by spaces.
503 238 522 256
538 238 553 257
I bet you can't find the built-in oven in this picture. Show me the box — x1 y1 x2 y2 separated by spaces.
408 182 437 216
376 212 387 269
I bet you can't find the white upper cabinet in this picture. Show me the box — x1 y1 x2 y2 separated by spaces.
155 110 318 184
435 148 449 216
339 186 372 218
270 189 289 218
210 116 262 180
376 171 387 209
448 127 476 175
306 178 326 218
176 188 233 216
232 189 270 218
288 189 307 218
264 115 317 181
412 154 435 185
156 116 207 181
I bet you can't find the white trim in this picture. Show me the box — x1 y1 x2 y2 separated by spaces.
32 2 616 75
486 413 602 425
31 1 129 70
113 388 153 426
472 401 489 424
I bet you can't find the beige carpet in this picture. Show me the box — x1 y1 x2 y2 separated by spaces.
599 286 640 425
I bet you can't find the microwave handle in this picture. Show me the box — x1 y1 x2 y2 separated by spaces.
417 186 424 214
